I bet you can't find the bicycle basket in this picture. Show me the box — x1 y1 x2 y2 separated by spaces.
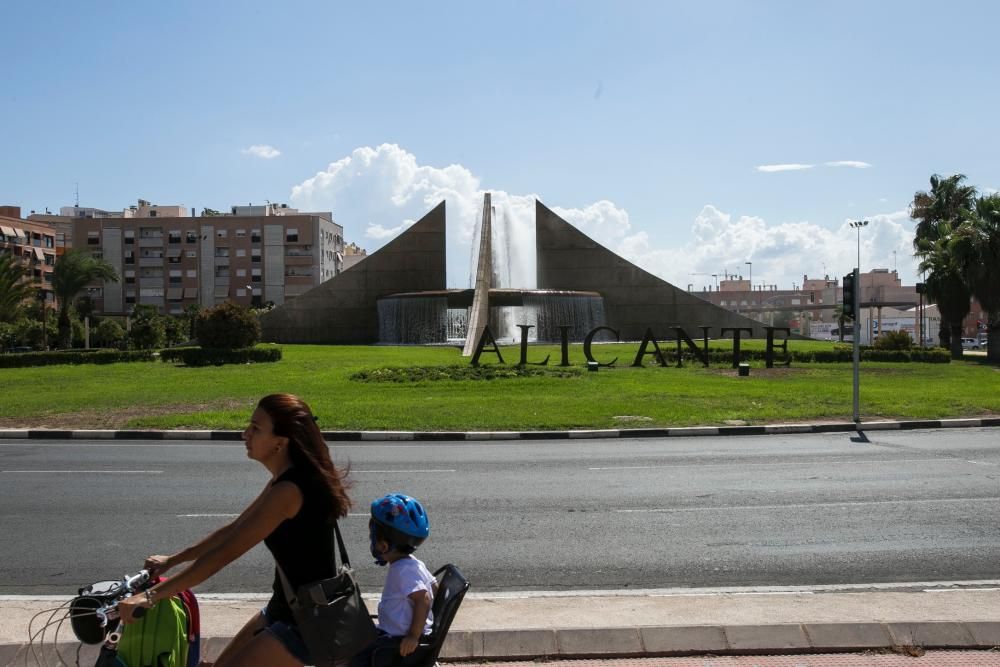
69 595 110 644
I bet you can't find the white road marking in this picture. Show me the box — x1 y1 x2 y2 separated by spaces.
177 513 238 518
614 496 1000 513
590 458 961 470
352 469 456 473
1 470 163 474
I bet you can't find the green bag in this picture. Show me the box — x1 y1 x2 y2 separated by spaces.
116 597 189 667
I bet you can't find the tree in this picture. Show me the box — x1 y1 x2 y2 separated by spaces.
127 306 166 349
51 249 118 348
196 301 260 349
0 253 37 322
93 318 125 348
833 305 846 343
950 193 1000 363
916 226 971 359
910 174 977 244
910 174 978 359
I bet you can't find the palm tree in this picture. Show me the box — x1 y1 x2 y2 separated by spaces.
950 194 1000 362
916 227 971 358
910 174 977 244
0 253 37 322
833 305 846 343
910 174 978 357
51 249 118 348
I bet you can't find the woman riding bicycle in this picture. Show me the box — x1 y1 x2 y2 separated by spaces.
118 393 352 667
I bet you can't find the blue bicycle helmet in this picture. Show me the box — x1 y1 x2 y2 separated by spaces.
369 493 430 563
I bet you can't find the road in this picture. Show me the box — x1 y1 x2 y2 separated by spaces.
1 428 998 594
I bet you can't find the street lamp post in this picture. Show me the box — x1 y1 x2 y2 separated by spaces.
848 220 869 423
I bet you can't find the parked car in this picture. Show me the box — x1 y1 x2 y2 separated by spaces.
961 337 981 350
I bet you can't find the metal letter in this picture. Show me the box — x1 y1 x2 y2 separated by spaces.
584 326 619 367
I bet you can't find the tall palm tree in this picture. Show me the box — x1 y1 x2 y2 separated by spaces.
51 249 118 348
0 253 37 322
950 194 1000 362
910 174 977 245
916 227 971 358
910 174 978 356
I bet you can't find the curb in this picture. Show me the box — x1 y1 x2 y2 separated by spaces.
4 621 999 664
1 417 999 442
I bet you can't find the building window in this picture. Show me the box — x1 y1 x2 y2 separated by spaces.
236 288 247 297
126 295 136 305
186 270 197 278
168 231 181 243
236 268 246 277
139 227 162 238
124 251 135 265
235 248 246 257
286 229 298 242
186 250 197 258
87 232 99 245
215 247 229 258
124 231 135 245
236 229 246 238
251 255 261 264
251 229 261 243
125 277 136 284
149 211 157 218
217 229 227 239
186 231 197 243
169 276 182 284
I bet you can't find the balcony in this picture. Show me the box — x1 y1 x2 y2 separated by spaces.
139 257 164 268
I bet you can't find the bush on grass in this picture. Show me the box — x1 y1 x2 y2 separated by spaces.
0 349 155 368
873 330 913 350
196 302 260 350
159 346 281 367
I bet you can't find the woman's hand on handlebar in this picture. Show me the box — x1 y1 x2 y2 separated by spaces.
118 593 151 625
144 554 174 577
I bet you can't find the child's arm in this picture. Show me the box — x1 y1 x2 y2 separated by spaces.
399 589 432 656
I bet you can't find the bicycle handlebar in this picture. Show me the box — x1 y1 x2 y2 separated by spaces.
92 570 152 624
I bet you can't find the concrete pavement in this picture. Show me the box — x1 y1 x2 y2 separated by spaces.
4 588 1000 665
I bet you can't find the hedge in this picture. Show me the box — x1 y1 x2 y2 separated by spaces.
0 349 156 368
159 346 282 367
637 347 952 365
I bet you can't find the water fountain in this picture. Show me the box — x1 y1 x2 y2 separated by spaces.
376 194 608 346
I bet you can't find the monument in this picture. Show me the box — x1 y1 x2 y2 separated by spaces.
259 196 769 345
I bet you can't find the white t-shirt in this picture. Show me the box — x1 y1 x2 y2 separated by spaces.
377 556 435 637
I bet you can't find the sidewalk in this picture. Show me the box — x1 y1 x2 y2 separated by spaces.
4 588 1000 665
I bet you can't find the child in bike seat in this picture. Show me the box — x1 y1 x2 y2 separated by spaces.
350 493 435 667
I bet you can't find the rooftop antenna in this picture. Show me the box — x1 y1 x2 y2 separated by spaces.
75 182 79 208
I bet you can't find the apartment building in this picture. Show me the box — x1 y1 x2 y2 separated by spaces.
29 201 344 315
0 206 62 303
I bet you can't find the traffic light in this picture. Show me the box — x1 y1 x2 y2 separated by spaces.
842 271 856 319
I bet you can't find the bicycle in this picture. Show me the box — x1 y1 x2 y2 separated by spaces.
24 569 198 667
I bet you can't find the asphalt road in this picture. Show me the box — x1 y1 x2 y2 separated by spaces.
1 428 999 595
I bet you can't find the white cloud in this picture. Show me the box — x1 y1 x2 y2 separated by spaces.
825 161 872 169
241 144 281 159
288 144 920 291
755 163 814 172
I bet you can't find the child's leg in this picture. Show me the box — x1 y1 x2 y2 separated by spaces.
369 635 404 667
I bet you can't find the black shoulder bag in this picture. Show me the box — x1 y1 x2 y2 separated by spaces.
276 522 377 665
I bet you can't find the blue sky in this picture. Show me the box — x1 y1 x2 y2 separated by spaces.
3 1 998 289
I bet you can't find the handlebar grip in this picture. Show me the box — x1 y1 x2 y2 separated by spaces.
133 606 147 619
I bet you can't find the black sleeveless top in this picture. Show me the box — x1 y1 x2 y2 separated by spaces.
263 466 337 624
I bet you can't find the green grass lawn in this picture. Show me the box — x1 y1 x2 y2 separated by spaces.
2 342 998 430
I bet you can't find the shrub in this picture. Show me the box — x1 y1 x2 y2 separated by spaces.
874 330 913 350
94 318 126 348
196 302 260 350
0 349 155 368
159 346 281 367
128 314 166 350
